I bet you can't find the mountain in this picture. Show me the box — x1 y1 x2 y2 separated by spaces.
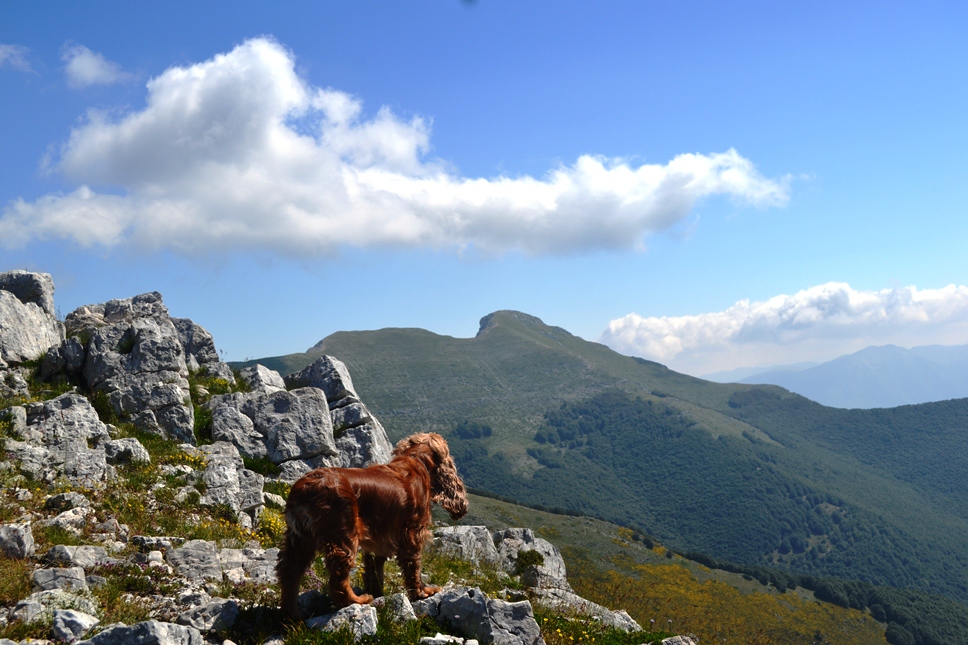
719 343 968 408
703 361 818 383
234 310 968 606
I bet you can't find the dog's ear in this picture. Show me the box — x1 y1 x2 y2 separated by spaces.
427 434 468 521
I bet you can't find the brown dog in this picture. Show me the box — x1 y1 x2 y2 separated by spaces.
276 432 468 618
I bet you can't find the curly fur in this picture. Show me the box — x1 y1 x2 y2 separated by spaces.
276 432 468 618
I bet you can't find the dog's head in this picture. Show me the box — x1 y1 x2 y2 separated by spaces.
393 432 468 520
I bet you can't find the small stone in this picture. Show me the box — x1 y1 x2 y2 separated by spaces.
33 567 88 592
52 609 100 642
0 522 34 558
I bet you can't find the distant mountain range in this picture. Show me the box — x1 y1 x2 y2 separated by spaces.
704 344 968 408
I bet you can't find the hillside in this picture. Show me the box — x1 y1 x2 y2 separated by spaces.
721 343 968 409
235 311 968 606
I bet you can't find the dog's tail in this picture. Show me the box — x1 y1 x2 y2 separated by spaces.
285 501 316 540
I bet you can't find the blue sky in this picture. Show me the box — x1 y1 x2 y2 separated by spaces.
3 1 968 374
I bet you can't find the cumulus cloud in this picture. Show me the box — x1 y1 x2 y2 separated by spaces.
0 44 31 72
601 283 968 375
2 37 789 256
62 44 131 88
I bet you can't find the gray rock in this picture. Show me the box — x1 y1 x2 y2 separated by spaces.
200 361 236 383
330 419 393 468
0 270 56 317
21 392 110 487
250 389 337 464
131 535 186 553
168 540 222 583
421 634 468 645
0 272 63 363
494 529 570 592
263 492 285 508
103 437 151 464
70 293 194 444
435 526 501 566
330 401 372 432
434 587 544 645
376 592 417 622
5 440 52 480
75 620 204 645
44 545 111 569
176 598 239 633
0 522 34 558
34 567 88 592
529 588 640 631
39 506 93 535
210 405 266 460
241 546 280 584
306 604 378 640
171 318 219 371
41 336 87 380
52 609 99 642
237 365 286 395
45 492 91 512
198 442 264 521
661 638 697 645
12 589 98 623
284 356 358 403
0 405 27 436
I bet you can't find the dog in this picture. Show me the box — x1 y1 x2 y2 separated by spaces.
276 432 468 618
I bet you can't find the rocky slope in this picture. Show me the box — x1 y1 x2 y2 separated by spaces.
0 272 679 645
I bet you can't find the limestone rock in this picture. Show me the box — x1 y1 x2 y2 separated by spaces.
429 586 545 645
0 405 26 436
435 526 501 566
375 592 418 623
661 638 697 645
76 620 204 645
494 529 570 592
45 491 92 512
284 355 358 403
21 392 111 486
0 522 34 559
171 318 219 371
34 566 88 592
168 540 222 583
52 609 100 642
44 545 111 569
237 365 286 394
103 437 151 465
529 588 640 631
68 292 194 444
305 604 379 640
197 442 264 524
11 589 98 624
176 598 239 633
41 336 86 380
0 271 63 363
0 270 56 317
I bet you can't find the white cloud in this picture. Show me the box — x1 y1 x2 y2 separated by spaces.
2 37 789 256
0 44 31 72
62 44 131 88
601 283 968 375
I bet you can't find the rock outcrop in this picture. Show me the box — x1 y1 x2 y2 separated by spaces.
0 271 63 366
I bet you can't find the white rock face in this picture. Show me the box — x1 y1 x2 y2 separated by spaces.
493 528 571 592
0 289 63 363
434 526 501 566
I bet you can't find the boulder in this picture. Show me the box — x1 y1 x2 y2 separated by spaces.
52 609 100 642
0 270 63 363
661 638 697 645
305 604 379 640
494 529 570 592
0 270 56 317
168 540 223 583
434 526 501 566
103 437 151 465
75 620 204 645
33 566 88 592
41 336 87 380
197 442 264 525
171 318 220 371
176 598 239 633
284 356 358 403
0 405 26 436
0 522 34 559
529 588 640 631
375 592 418 623
11 589 98 624
45 491 92 512
68 292 194 444
425 587 545 645
237 365 286 394
44 545 111 569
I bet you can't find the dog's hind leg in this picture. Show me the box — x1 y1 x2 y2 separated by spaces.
326 543 374 607
277 527 318 620
362 553 387 598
